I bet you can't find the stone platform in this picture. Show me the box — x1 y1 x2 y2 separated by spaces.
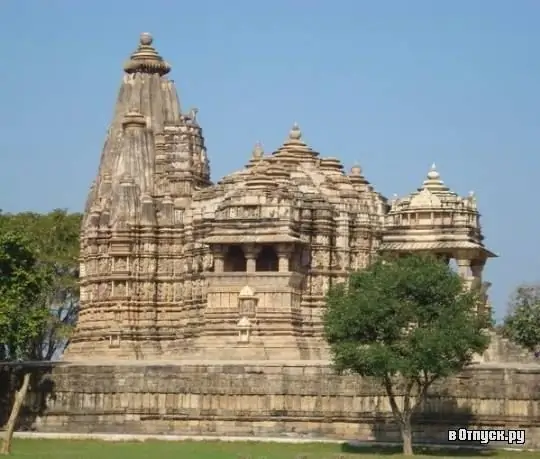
4 360 539 449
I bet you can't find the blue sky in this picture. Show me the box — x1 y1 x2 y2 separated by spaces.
1 1 538 321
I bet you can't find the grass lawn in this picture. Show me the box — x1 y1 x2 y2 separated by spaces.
4 439 537 458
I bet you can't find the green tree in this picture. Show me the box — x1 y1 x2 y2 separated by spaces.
503 284 540 352
0 231 52 455
0 210 81 359
323 254 490 456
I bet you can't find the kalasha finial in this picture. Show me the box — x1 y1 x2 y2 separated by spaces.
288 122 302 140
140 32 153 46
124 32 171 76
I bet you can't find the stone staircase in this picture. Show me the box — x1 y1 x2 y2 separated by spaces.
482 331 540 364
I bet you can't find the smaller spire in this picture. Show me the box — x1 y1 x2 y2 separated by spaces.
252 142 264 159
124 33 171 76
350 163 362 176
427 163 440 180
420 163 449 193
187 107 199 123
273 122 318 163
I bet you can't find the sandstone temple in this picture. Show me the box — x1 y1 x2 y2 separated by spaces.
65 33 496 361
20 33 540 448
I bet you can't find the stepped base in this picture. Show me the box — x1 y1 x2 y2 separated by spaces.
482 331 538 364
63 335 331 361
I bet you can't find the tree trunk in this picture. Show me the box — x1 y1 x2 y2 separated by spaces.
1 372 31 455
400 419 414 456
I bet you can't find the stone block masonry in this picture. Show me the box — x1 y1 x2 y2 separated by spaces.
8 361 540 449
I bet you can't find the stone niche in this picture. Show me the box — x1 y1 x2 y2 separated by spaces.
237 316 251 343
237 285 257 343
238 285 257 318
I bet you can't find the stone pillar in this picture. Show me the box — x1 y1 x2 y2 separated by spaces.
455 258 471 286
244 245 260 273
471 258 490 318
214 256 224 272
277 244 293 273
470 259 485 283
213 245 224 272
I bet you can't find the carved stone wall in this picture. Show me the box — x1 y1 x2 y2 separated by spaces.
14 362 540 448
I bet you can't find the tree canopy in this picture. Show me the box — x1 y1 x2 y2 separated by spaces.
503 284 540 352
0 231 51 361
323 253 490 456
0 210 81 359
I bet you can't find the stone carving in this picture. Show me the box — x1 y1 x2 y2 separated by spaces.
98 283 110 299
202 253 213 270
114 282 126 297
312 276 324 295
143 282 153 300
237 316 251 343
98 258 108 274
114 258 127 271
238 286 257 318
65 33 496 362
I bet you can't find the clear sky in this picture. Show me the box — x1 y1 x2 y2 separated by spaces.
1 1 538 321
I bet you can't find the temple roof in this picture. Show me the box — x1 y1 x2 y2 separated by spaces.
389 164 468 212
271 123 319 163
213 123 383 203
383 164 497 258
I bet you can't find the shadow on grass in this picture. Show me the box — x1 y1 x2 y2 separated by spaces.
340 386 497 457
341 443 497 457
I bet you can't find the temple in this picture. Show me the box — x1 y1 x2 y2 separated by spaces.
65 33 496 361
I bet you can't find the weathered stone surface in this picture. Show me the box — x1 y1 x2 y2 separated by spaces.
10 362 539 448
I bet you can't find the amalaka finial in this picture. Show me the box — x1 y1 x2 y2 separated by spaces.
427 163 440 180
350 163 362 176
140 32 153 46
288 122 302 140
124 32 171 76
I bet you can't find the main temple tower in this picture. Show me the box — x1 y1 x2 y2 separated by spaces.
65 33 212 359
